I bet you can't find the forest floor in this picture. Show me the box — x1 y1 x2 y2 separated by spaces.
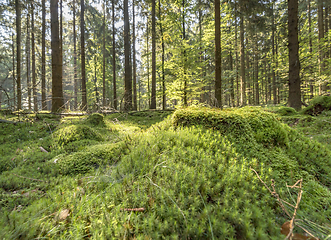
0 104 331 239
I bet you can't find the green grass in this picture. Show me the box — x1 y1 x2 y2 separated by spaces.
0 108 330 239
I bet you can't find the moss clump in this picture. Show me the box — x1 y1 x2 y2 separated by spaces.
55 125 103 146
302 95 331 115
86 113 105 127
274 106 297 116
57 142 127 175
173 106 289 147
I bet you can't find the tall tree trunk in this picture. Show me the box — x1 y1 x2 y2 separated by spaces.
124 0 132 111
255 36 259 105
318 0 325 93
73 0 77 109
147 18 150 108
60 0 63 85
16 0 21 110
182 0 187 106
31 2 37 111
215 0 222 108
308 0 314 99
159 0 166 109
12 34 16 108
51 0 64 112
81 0 87 110
103 2 106 107
112 0 117 110
150 0 156 109
288 0 301 110
41 0 46 110
235 0 239 106
272 3 277 104
27 6 31 110
239 6 246 106
133 0 137 110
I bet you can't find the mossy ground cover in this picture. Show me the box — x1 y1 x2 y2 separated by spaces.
0 108 330 239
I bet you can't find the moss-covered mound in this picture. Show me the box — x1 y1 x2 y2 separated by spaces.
56 142 128 175
173 106 289 147
303 95 331 115
86 113 106 127
273 106 298 116
54 124 104 146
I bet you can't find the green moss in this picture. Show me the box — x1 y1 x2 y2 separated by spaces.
86 113 106 127
172 106 289 147
54 125 104 146
302 95 331 115
273 106 298 116
56 142 128 175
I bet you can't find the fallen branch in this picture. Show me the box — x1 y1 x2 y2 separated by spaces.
39 146 49 153
121 208 145 212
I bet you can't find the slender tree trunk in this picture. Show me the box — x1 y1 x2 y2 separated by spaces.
133 0 137 110
215 0 222 108
41 0 46 110
239 7 246 106
12 34 16 108
16 0 21 110
27 6 31 110
102 2 106 107
150 0 156 109
147 19 150 108
73 0 77 109
308 0 314 99
318 0 325 93
159 0 166 109
182 0 187 106
60 0 63 84
255 36 259 105
31 2 37 111
235 0 239 106
288 0 301 110
81 0 87 110
272 3 277 104
51 0 64 112
112 0 117 110
124 0 132 111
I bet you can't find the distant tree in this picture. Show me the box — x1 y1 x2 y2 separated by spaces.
51 0 64 112
288 0 301 110
112 0 117 110
81 0 87 110
150 0 156 109
215 0 222 108
42 0 47 110
31 1 37 111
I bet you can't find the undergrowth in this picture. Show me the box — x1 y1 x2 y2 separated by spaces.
0 108 330 239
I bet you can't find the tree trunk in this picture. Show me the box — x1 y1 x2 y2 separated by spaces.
31 2 37 111
112 0 117 110
272 3 277 104
308 0 314 99
42 0 46 110
124 0 132 111
133 0 137 110
215 0 222 108
255 36 259 105
73 0 78 109
51 0 64 112
318 0 325 93
103 2 106 107
81 0 87 110
182 0 187 107
239 7 246 106
147 18 150 108
12 34 16 108
288 0 301 110
16 0 21 110
235 0 239 107
150 0 156 109
27 6 31 110
159 0 166 109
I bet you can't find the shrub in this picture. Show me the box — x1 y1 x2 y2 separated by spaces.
54 125 104 146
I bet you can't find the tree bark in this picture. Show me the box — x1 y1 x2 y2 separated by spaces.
81 0 87 110
51 0 64 112
73 0 78 109
102 2 106 107
12 34 15 108
215 0 222 108
150 0 156 109
288 0 301 110
31 2 37 111
159 0 166 109
182 0 187 107
239 6 246 106
308 0 314 99
27 6 31 110
42 0 46 110
124 0 132 111
16 0 21 110
272 3 277 104
112 0 117 110
133 0 137 110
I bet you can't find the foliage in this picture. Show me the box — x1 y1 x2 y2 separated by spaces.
85 113 106 127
